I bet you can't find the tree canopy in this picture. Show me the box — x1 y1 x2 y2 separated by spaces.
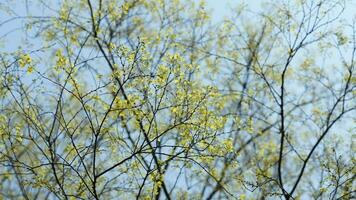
0 0 355 199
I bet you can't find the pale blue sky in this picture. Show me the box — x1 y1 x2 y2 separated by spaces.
206 0 355 22
206 0 261 21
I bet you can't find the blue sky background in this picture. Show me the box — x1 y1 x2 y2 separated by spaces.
206 0 355 22
1 0 355 52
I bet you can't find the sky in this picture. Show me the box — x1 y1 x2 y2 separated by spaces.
205 0 261 20
205 0 233 21
206 0 355 22
2 0 355 51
